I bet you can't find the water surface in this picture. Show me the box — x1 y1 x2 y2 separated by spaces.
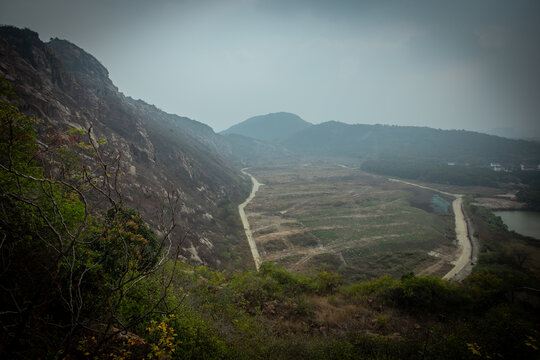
493 211 540 240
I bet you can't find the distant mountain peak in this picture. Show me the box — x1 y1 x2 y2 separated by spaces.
221 112 312 143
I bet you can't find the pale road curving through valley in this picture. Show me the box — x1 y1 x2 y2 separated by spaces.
239 168 262 270
443 196 472 280
388 178 474 281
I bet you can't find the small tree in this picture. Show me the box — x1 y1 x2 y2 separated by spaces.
0 77 182 357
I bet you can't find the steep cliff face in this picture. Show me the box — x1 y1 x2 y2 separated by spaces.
0 26 250 268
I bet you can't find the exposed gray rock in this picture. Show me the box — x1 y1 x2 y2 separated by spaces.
0 26 250 268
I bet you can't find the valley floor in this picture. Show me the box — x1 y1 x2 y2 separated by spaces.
241 164 460 281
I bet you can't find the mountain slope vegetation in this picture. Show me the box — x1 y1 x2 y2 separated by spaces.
282 121 540 165
0 26 251 268
221 112 312 143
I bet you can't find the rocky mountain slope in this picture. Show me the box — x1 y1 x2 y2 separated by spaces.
0 26 250 268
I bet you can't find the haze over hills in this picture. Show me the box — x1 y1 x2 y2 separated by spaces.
0 26 251 268
282 122 540 165
220 112 312 143
220 133 298 166
224 115 540 166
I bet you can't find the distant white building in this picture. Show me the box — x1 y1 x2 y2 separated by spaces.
490 163 502 171
520 164 537 171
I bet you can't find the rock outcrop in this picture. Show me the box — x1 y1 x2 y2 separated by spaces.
0 26 250 268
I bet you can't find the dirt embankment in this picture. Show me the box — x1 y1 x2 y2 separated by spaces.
442 196 471 280
238 169 263 270
472 197 525 210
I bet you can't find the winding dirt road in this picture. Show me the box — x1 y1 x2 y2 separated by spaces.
388 179 474 281
239 168 262 270
442 196 472 280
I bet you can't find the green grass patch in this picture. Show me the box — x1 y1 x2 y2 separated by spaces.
288 232 319 248
263 239 288 252
310 229 339 245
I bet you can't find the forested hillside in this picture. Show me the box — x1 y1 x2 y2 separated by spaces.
282 122 540 165
221 112 312 143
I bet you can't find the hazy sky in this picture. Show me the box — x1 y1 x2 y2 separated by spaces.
1 0 540 138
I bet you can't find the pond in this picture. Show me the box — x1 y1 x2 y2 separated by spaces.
493 210 540 240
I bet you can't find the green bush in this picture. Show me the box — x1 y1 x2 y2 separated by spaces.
95 207 161 278
343 276 397 301
313 270 343 295
168 310 227 360
384 274 465 313
230 270 282 310
259 261 313 295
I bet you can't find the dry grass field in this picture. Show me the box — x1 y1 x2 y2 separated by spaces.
245 164 459 281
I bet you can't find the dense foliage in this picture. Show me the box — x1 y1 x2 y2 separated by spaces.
515 171 540 209
0 78 176 357
282 122 540 165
